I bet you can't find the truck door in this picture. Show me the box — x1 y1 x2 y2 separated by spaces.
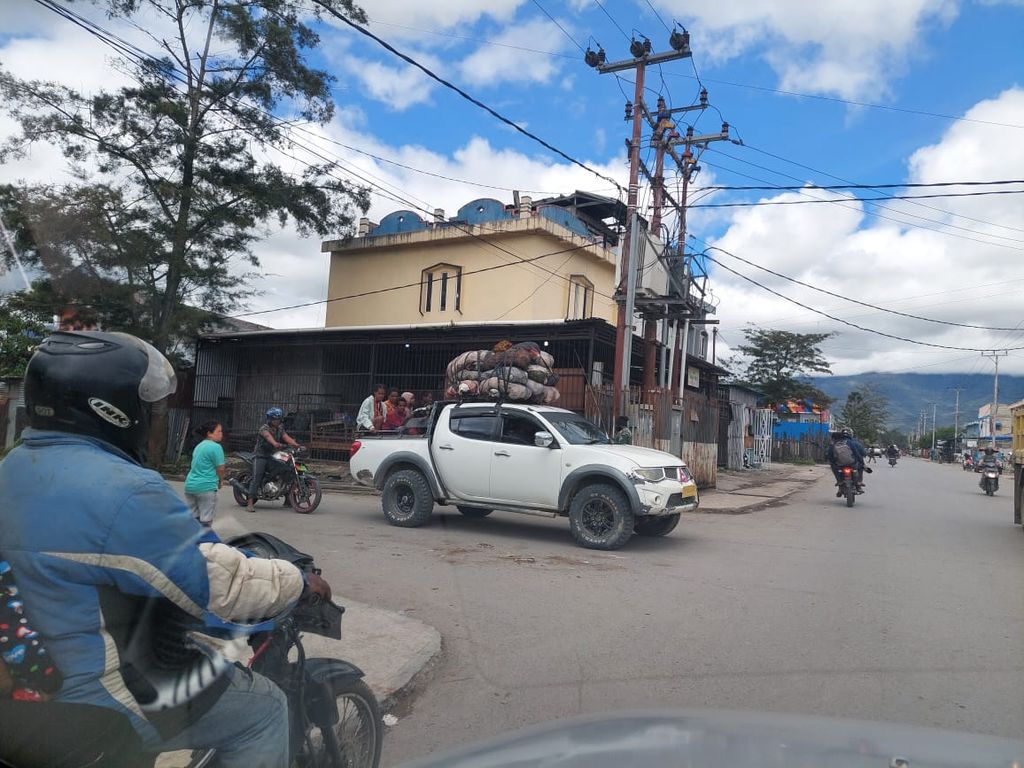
433 409 497 501
488 411 563 509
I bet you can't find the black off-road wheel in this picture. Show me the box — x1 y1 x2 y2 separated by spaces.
382 469 434 527
568 483 634 550
634 514 681 537
456 506 493 518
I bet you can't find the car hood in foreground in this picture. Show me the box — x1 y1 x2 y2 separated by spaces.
398 709 1023 768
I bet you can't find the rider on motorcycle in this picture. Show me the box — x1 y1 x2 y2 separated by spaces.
246 406 301 513
978 448 1000 486
827 428 867 496
0 331 331 767
886 444 899 460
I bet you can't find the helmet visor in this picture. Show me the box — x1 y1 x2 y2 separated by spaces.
109 333 177 402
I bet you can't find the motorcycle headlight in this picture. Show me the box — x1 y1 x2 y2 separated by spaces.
631 467 666 483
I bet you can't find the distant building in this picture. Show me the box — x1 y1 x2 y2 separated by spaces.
978 403 1013 446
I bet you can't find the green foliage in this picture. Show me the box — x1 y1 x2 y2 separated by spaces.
839 385 890 443
731 327 835 406
0 297 47 378
0 0 368 354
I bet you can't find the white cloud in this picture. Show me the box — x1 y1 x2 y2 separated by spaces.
710 87 1024 375
338 53 438 110
458 19 569 87
363 0 524 30
652 0 959 99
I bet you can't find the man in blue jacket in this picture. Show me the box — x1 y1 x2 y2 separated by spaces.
0 331 331 767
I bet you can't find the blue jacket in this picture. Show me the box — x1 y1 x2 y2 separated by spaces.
0 429 303 740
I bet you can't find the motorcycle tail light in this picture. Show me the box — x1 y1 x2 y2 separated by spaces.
842 467 853 475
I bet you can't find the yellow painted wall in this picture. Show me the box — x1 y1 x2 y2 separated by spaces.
324 230 617 327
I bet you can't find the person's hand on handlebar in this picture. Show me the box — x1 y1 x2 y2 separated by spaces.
302 571 332 603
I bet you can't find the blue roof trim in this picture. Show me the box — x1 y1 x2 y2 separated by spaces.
374 210 427 235
455 198 513 224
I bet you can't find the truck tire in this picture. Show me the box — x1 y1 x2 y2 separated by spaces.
634 513 680 537
568 483 634 550
456 506 493 518
382 469 434 527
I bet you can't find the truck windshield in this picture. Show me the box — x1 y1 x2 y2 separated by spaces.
543 414 610 445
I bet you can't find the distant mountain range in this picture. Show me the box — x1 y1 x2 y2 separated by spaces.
810 372 1024 432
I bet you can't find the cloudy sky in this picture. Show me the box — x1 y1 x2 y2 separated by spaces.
1 0 1023 376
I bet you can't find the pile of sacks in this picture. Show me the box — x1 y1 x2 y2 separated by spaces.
444 340 560 404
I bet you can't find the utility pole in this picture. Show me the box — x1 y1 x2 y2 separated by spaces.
589 30 693 418
951 386 963 454
931 401 938 454
982 350 1009 449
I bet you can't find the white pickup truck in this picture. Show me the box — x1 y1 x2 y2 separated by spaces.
349 401 699 550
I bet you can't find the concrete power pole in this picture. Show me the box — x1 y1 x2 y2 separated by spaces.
951 386 963 453
590 32 693 419
982 351 1009 449
931 401 938 454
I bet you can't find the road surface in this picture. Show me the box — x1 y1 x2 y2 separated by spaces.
218 458 1024 765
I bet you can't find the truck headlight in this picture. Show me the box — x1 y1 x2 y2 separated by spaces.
631 467 666 483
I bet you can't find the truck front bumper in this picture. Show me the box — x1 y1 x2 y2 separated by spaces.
637 483 700 516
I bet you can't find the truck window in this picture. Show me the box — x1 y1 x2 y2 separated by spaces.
499 413 545 446
448 413 497 441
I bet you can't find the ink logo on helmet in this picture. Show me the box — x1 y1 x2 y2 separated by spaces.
88 398 132 428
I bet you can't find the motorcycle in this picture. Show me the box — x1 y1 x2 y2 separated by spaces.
836 466 859 507
231 446 323 513
0 533 383 768
888 456 897 467
980 468 1000 496
962 457 974 471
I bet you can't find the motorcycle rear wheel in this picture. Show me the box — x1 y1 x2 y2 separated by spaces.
308 678 382 768
845 484 856 507
232 472 252 507
289 476 323 514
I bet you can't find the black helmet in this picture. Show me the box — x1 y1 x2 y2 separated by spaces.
24 331 177 464
840 427 853 438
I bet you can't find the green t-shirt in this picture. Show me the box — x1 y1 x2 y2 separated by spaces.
185 439 226 494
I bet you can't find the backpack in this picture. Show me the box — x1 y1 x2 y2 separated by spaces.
832 440 855 467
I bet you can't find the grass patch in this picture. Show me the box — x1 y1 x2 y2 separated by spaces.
785 457 818 466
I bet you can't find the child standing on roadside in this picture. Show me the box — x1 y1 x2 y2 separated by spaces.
184 421 226 527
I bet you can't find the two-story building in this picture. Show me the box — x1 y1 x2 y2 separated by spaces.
190 192 728 483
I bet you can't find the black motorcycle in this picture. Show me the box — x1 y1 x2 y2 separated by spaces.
181 532 383 768
231 446 323 514
836 465 861 507
888 455 897 467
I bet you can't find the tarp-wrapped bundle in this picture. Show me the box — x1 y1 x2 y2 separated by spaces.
444 341 560 404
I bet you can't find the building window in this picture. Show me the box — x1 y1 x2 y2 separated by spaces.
421 263 462 314
566 275 594 320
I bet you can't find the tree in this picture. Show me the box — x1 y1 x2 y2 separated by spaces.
839 386 890 443
0 299 47 378
0 0 369 355
732 327 835 406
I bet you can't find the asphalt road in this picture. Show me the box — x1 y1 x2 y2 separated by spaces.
222 458 1024 765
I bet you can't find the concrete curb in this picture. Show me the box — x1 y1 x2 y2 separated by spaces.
693 466 828 515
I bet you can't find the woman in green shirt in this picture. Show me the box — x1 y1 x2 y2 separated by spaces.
184 421 226 526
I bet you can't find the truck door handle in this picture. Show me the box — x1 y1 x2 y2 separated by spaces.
494 450 510 457
438 444 454 451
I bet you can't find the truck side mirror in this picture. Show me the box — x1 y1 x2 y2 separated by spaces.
534 431 555 448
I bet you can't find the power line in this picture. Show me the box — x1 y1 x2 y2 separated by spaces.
366 18 579 59
699 241 1024 332
702 179 1024 191
662 71 1024 130
594 0 631 42
689 188 1024 208
307 0 623 193
529 0 586 53
697 152 1024 250
643 0 672 32
701 252 1024 352
735 143 1024 237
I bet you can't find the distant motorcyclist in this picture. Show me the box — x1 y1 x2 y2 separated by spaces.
886 444 899 460
827 428 867 496
246 406 301 513
0 331 331 767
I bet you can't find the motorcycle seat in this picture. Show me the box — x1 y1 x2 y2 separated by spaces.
234 451 256 462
